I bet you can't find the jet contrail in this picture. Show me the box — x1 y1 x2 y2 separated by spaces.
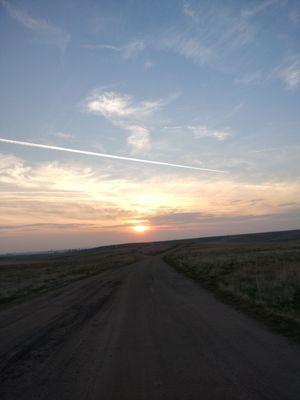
0 138 227 173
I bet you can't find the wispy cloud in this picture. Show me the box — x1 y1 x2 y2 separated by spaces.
85 90 164 119
0 152 230 231
84 89 172 153
124 125 151 153
122 40 145 59
1 152 299 241
82 39 144 59
189 125 231 141
111 120 151 153
289 9 300 24
145 209 300 227
183 2 199 22
144 59 154 70
241 0 280 18
159 31 213 65
1 0 70 55
51 132 74 140
82 44 121 51
163 124 232 141
249 145 298 154
224 103 244 119
274 54 300 91
234 71 262 85
250 147 281 154
158 9 255 70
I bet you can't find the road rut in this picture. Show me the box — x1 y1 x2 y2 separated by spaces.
0 255 299 399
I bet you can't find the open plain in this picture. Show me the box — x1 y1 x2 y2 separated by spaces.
0 231 300 400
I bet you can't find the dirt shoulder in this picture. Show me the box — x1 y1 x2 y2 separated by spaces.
164 238 300 342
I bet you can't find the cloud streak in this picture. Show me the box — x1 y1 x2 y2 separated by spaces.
183 2 200 22
241 0 280 18
82 40 144 59
158 7 255 70
275 54 300 91
0 138 227 173
1 151 299 253
1 0 70 54
164 125 231 141
188 125 231 141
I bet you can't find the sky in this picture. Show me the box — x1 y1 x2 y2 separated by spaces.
0 0 299 253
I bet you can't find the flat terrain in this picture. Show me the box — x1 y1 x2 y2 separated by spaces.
165 234 300 340
0 231 300 399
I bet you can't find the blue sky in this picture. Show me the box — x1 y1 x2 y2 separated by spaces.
0 0 299 253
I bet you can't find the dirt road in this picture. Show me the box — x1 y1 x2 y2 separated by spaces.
0 255 299 400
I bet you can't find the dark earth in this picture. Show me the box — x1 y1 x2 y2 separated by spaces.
0 246 300 399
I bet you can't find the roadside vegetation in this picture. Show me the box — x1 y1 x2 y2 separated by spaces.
165 238 300 341
0 240 175 307
0 246 143 307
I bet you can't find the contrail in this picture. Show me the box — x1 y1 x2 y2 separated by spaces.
0 138 227 173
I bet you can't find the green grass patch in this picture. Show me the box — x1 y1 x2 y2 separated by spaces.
164 239 300 341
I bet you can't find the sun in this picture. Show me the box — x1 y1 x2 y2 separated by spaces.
132 225 149 233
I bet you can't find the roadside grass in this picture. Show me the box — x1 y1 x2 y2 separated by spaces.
164 240 300 341
0 246 143 307
0 240 176 307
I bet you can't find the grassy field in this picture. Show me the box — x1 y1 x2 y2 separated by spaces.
0 241 175 307
165 233 300 341
1 230 300 341
0 246 142 307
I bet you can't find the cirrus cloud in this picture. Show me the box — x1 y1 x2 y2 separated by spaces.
189 125 231 141
82 39 145 60
275 54 300 91
1 0 70 55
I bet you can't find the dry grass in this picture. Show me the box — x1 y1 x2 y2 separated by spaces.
0 240 177 307
0 246 143 306
165 239 300 340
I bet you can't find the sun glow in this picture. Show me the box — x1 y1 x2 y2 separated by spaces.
132 225 149 233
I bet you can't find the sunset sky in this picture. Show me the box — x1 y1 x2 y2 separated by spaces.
0 0 299 253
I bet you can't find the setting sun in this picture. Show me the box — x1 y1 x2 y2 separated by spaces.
132 225 149 233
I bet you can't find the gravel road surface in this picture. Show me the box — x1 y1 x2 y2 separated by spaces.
1 255 299 399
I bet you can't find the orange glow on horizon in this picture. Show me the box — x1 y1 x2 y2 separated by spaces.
132 225 150 233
